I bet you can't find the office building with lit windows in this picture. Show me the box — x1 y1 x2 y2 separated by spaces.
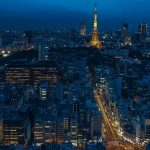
39 81 49 101
0 112 31 145
38 44 49 61
5 61 60 86
80 23 87 36
145 119 150 140
34 118 45 146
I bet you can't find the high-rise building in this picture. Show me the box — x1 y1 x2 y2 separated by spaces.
44 115 56 143
135 116 141 143
145 119 150 140
63 117 70 132
39 81 49 101
70 114 78 146
5 62 59 86
38 44 49 61
56 118 64 144
63 116 70 143
89 4 102 49
122 23 128 34
2 115 30 145
5 65 30 85
138 23 148 35
34 119 45 146
124 36 132 46
90 111 102 138
72 100 79 113
80 23 87 36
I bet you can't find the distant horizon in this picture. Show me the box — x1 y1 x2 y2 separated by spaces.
0 0 150 32
0 21 149 33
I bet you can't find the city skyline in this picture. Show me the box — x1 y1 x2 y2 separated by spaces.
0 1 150 150
0 0 150 31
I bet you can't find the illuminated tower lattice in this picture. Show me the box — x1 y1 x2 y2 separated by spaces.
89 4 102 49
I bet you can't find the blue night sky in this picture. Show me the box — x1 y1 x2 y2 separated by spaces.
0 0 150 31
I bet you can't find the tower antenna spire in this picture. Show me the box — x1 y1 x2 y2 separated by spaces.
89 4 102 49
94 3 97 14
95 3 97 11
